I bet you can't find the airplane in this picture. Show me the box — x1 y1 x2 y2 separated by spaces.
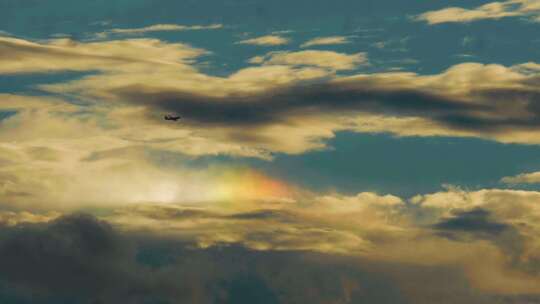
164 114 181 121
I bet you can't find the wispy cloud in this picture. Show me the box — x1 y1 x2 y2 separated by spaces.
237 35 290 46
371 36 410 52
0 36 206 74
4 36 540 165
249 50 367 70
300 36 351 48
512 62 540 74
501 171 540 184
2 34 540 298
4 2 540 302
416 0 540 24
95 23 223 38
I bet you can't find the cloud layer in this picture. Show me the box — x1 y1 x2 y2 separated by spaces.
4 35 540 163
3 36 540 211
2 185 540 302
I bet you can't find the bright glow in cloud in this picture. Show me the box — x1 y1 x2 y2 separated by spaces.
209 168 294 204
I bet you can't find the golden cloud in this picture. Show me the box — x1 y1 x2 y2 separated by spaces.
95 23 223 38
501 171 540 184
3 35 540 163
237 35 290 46
300 36 351 48
0 36 205 74
249 50 367 70
416 0 540 24
97 186 540 294
0 211 60 226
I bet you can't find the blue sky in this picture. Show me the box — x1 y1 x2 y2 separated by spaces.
3 0 540 303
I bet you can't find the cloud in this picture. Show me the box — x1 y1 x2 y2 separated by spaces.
102 189 408 256
433 208 510 236
371 36 410 52
4 36 540 166
3 178 540 300
95 23 223 38
96 185 540 296
0 36 205 74
0 214 140 301
3 10 540 304
6 39 538 157
78 60 540 147
501 171 540 184
432 208 525 268
248 50 367 70
416 0 540 24
237 35 290 46
0 109 301 210
407 190 540 293
0 212 515 304
0 211 60 226
512 62 540 74
300 36 351 48
412 187 540 215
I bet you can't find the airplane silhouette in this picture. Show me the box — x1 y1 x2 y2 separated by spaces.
164 114 181 121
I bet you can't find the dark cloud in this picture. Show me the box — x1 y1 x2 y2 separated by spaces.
0 213 527 304
114 83 492 129
109 76 540 138
0 214 150 303
117 205 297 223
433 209 509 236
0 110 16 121
225 209 295 221
126 206 223 221
432 208 531 272
220 274 279 304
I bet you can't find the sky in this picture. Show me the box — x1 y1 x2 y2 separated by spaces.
2 0 540 303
